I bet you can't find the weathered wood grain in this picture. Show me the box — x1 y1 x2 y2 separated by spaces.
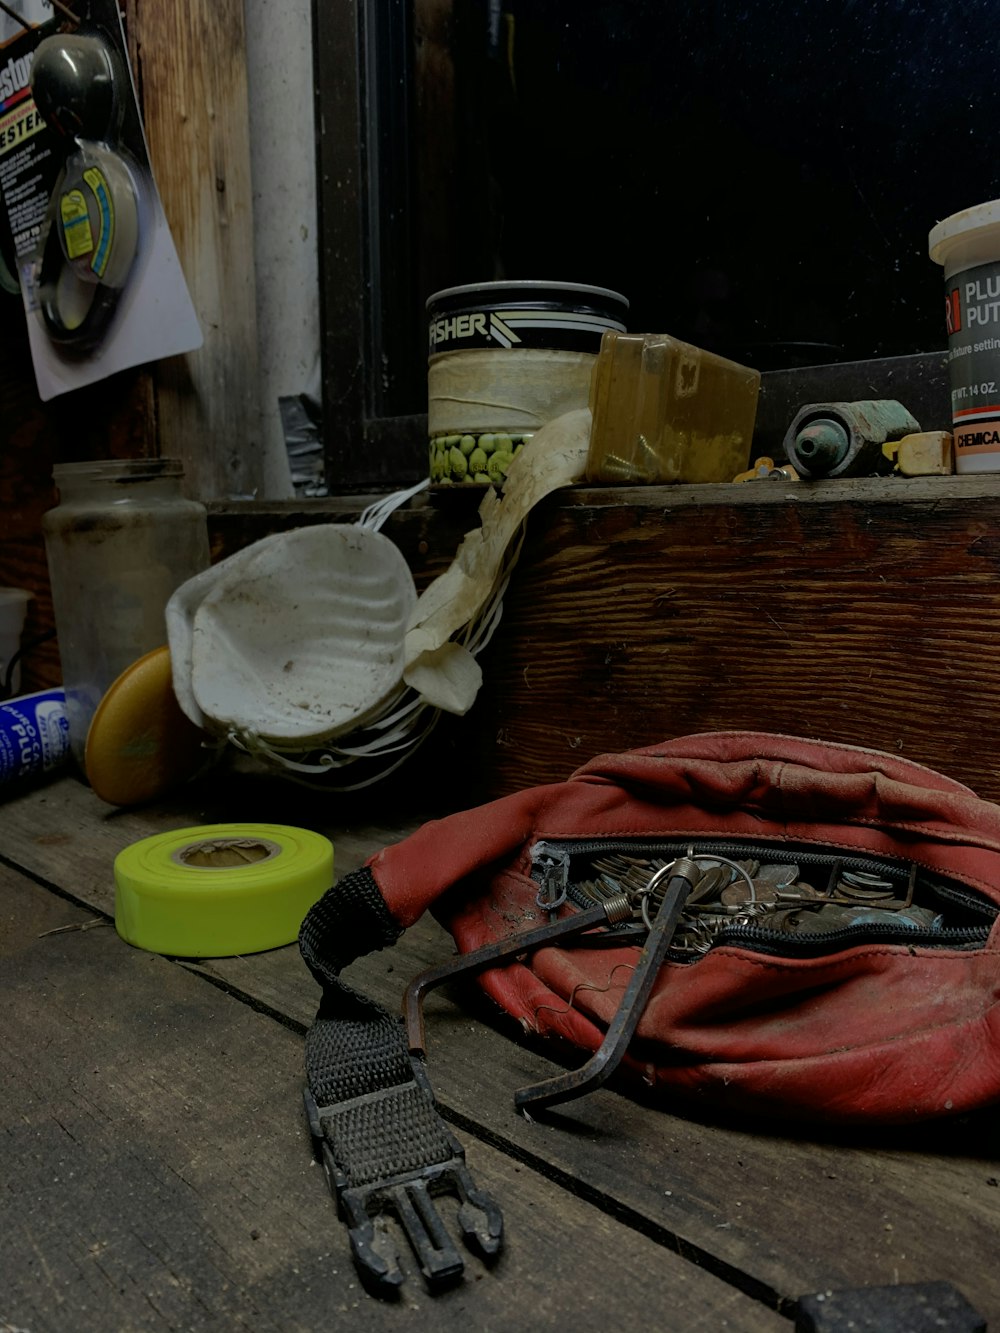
414 0 458 306
1 864 785 1331
202 475 1000 804
206 490 478 587
467 476 1000 802
0 0 263 709
2 773 999 1322
130 0 263 499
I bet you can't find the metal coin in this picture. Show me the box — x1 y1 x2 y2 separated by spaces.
748 883 778 904
842 870 894 890
720 883 755 907
755 863 800 889
836 885 895 901
687 865 729 904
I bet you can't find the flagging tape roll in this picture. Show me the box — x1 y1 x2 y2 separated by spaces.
114 823 334 958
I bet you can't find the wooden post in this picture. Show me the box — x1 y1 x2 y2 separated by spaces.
129 0 264 500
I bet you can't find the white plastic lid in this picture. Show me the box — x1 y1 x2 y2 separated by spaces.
426 279 629 310
929 199 1000 266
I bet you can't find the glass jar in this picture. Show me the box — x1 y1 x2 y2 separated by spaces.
41 458 210 768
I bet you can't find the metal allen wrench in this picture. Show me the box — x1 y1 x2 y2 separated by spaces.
404 893 632 1056
515 856 700 1114
403 856 702 1116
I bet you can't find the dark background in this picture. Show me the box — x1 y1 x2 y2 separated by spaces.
433 0 997 375
319 0 995 482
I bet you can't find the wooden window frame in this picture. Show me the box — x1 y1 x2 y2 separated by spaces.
312 0 957 493
314 0 427 491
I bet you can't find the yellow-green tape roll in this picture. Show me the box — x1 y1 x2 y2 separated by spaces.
114 823 334 958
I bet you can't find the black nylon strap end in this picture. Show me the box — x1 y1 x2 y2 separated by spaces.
299 865 403 986
299 866 504 1294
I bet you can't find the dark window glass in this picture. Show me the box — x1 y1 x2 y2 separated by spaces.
320 0 994 478
442 0 996 374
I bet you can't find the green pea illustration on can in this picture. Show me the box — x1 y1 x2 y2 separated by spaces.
425 279 629 486
430 431 533 485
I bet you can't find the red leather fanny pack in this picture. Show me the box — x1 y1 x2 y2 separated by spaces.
366 730 1000 1125
299 731 1000 1292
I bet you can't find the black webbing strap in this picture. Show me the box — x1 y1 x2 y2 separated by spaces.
298 866 503 1295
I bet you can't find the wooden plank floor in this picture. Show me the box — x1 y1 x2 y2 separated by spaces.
2 763 998 1330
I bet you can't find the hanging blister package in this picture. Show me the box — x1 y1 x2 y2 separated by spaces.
0 0 200 399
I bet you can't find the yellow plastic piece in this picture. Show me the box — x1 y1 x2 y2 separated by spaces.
586 331 761 484
59 189 95 260
733 456 800 483
86 645 210 807
114 823 334 957
895 431 955 477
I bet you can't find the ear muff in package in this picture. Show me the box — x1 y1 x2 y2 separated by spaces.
0 0 200 399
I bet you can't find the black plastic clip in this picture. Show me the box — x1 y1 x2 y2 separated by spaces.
304 1085 503 1296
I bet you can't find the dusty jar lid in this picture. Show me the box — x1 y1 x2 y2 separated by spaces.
52 458 185 484
426 279 629 356
929 198 1000 266
85 645 211 807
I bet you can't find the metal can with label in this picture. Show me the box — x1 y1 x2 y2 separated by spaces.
930 200 1000 474
0 688 70 787
425 280 629 486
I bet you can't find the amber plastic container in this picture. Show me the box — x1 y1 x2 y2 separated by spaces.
585 332 760 484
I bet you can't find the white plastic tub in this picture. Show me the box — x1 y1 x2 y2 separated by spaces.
930 200 1000 473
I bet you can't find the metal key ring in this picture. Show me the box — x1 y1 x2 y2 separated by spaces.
640 852 756 931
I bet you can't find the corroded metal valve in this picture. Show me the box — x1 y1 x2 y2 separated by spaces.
783 399 920 478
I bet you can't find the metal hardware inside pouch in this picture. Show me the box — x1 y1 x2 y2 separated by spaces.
553 840 996 960
404 839 997 1116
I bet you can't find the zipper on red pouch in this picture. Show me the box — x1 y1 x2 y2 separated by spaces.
529 837 997 960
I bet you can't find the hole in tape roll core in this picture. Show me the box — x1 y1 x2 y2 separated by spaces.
172 838 282 869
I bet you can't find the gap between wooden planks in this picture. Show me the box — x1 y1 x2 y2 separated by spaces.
3 865 786 1330
1 769 999 1322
